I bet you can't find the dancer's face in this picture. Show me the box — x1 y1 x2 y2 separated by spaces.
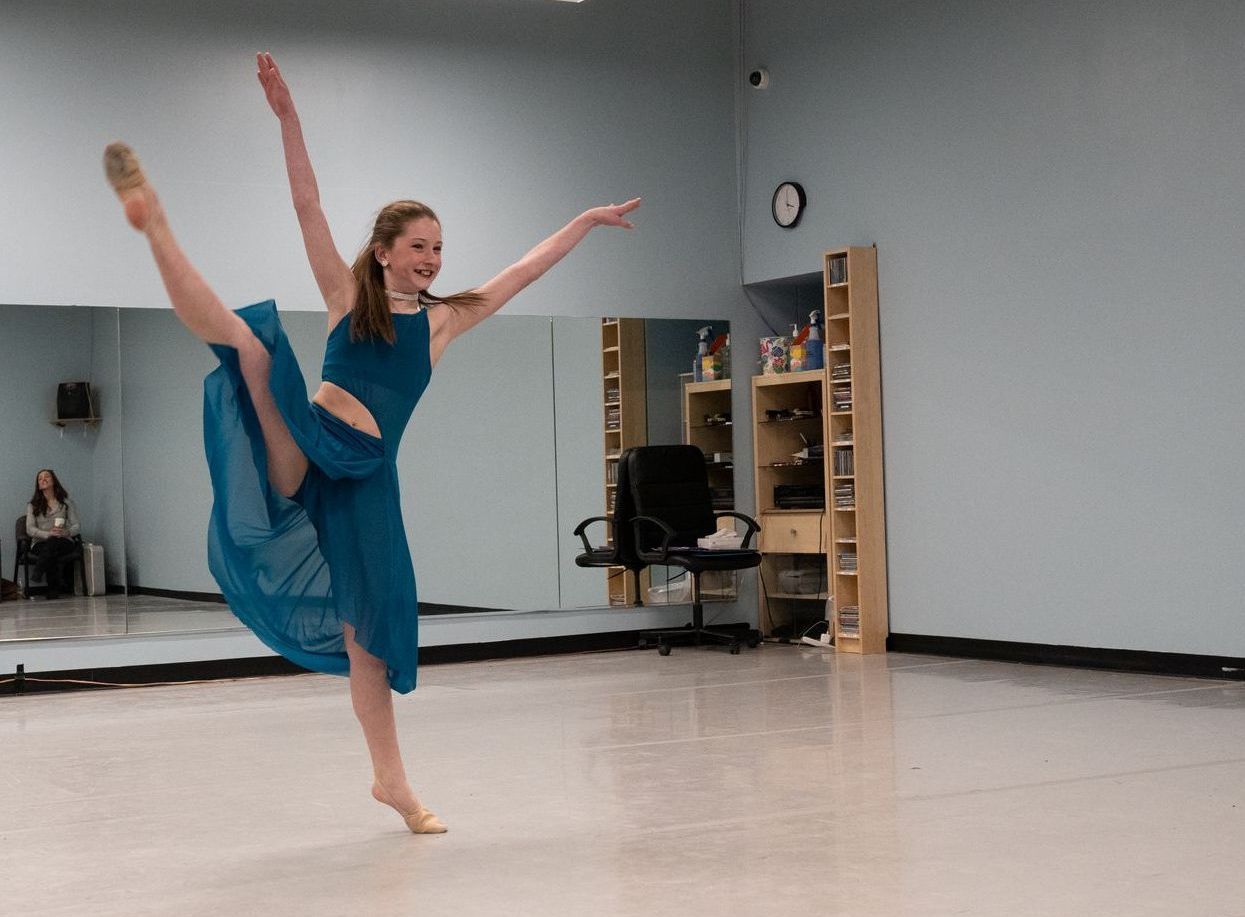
37 470 54 491
380 217 443 295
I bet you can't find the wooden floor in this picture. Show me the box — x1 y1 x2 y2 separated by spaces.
5 647 1245 915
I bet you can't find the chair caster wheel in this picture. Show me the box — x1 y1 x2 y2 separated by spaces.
638 638 649 649
746 633 761 648
658 644 672 656
729 642 742 655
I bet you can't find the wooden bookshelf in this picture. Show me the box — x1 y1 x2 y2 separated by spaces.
824 246 888 653
602 318 647 606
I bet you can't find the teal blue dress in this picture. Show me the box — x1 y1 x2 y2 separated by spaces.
203 300 431 694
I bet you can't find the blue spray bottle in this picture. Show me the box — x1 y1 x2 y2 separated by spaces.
806 310 824 371
693 325 713 382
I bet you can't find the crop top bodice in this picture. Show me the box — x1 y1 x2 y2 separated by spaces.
320 309 432 451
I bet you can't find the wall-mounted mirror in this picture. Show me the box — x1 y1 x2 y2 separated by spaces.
0 303 128 639
553 316 734 610
1 304 736 646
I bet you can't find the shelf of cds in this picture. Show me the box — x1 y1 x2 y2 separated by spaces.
602 318 647 606
823 246 888 653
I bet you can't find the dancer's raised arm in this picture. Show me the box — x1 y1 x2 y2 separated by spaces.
435 198 641 347
257 52 354 321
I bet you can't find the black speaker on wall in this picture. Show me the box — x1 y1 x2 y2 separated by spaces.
57 382 94 420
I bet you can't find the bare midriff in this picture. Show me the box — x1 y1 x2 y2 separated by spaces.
312 381 382 438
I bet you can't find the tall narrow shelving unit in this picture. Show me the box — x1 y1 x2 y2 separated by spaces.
602 318 648 606
824 246 888 653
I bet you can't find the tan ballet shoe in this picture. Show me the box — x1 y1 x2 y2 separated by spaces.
372 782 448 835
102 142 152 230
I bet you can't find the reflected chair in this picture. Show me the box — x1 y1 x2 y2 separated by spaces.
573 446 647 607
629 445 763 655
14 515 86 599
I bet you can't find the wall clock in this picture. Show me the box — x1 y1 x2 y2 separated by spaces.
772 181 806 228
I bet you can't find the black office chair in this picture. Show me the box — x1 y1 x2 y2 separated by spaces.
14 515 86 598
573 447 647 606
629 445 763 655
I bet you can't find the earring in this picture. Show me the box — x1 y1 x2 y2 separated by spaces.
380 261 389 268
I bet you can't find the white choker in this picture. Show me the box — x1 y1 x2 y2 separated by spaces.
386 289 422 302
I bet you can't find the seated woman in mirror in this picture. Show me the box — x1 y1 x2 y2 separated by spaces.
26 468 80 600
103 51 639 835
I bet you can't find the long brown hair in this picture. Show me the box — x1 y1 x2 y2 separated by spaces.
30 468 68 517
348 200 486 343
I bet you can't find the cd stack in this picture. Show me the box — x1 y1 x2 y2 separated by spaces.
831 361 851 381
838 550 858 573
832 384 852 412
834 481 855 510
837 605 860 637
833 447 854 476
828 254 848 285
605 407 621 430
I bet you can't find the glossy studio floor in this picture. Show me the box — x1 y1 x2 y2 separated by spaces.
5 645 1245 916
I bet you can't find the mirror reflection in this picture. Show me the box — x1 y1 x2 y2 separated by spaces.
554 317 734 609
0 304 735 643
0 303 127 638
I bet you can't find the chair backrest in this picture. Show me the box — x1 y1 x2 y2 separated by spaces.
15 515 27 542
611 447 643 570
626 445 717 552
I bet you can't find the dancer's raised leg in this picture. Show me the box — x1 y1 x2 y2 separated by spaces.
104 143 308 497
344 623 446 834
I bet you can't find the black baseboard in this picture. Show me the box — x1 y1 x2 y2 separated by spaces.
126 588 500 616
127 587 228 604
888 633 1245 681
3 629 654 695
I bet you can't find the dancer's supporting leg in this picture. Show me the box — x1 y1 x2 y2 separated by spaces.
103 143 308 498
345 624 447 833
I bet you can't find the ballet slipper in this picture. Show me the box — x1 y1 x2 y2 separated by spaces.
102 142 152 231
371 782 448 834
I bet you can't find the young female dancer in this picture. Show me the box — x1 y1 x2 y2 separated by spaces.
104 52 639 834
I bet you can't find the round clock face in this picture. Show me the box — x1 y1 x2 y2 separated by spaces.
772 181 806 228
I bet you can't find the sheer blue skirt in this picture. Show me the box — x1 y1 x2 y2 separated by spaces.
203 301 420 694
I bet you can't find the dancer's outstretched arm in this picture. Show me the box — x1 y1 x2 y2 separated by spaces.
257 52 354 322
438 199 641 346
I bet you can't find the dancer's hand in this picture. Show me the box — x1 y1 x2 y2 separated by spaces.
585 198 642 230
257 51 296 120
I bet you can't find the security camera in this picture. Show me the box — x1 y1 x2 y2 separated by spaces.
748 68 770 89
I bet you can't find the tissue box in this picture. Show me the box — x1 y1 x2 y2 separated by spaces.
759 336 790 374
697 531 744 550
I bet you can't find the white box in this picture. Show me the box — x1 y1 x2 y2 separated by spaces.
77 543 106 596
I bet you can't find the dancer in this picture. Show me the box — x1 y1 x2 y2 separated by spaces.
104 51 639 834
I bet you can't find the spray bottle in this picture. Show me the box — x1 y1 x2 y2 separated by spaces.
693 325 713 382
806 309 824 371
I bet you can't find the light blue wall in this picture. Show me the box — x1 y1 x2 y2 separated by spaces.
88 309 126 585
0 0 743 322
742 0 1245 654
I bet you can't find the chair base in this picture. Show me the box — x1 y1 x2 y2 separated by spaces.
639 621 762 656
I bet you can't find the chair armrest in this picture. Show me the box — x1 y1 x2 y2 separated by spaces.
715 511 762 549
632 515 676 560
572 516 612 553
